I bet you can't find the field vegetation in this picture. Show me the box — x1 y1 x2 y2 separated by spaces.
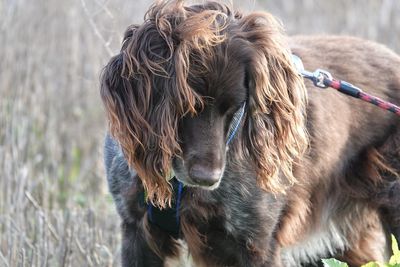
1 0 399 266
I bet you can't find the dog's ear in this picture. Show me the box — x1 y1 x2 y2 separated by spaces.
100 23 187 208
238 13 308 193
100 53 172 208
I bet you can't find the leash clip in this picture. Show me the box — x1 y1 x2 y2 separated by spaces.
312 69 332 88
291 54 331 89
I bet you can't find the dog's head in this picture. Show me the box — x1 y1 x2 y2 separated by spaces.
101 0 307 207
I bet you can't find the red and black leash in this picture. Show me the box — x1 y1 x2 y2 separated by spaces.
292 55 400 116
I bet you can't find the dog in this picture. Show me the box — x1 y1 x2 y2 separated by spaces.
100 1 400 266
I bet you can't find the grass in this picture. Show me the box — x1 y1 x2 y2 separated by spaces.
1 0 399 266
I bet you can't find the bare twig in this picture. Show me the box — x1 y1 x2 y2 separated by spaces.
19 248 25 267
0 250 9 267
74 236 87 256
25 191 60 242
80 0 114 57
95 244 113 267
93 0 114 19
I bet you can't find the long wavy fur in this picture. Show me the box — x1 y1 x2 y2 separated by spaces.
100 0 308 207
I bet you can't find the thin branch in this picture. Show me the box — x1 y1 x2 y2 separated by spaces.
93 0 114 19
80 0 114 57
0 250 9 267
25 191 60 242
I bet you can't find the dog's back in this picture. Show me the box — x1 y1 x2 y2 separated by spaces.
275 36 400 266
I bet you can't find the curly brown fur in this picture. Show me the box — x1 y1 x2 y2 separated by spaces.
101 0 307 208
101 1 400 266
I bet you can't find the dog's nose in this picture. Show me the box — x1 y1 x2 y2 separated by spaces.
189 164 222 187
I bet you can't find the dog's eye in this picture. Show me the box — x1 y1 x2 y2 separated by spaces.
218 100 231 115
219 99 245 116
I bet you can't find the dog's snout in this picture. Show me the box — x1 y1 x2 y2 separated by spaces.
189 164 222 187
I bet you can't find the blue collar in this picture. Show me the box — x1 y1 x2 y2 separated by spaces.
146 102 246 236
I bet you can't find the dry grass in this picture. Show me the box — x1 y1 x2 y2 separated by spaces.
1 0 399 266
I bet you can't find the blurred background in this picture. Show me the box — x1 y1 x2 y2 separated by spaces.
1 0 399 266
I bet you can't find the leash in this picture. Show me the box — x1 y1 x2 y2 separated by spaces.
145 102 246 237
291 55 400 116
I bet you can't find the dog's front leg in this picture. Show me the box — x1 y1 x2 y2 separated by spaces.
187 228 284 267
377 180 400 242
121 222 164 267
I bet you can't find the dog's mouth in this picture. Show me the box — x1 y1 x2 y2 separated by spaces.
174 175 222 190
171 165 224 190
176 177 222 190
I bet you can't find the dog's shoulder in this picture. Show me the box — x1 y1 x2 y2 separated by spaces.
104 133 119 174
103 134 136 199
104 133 140 222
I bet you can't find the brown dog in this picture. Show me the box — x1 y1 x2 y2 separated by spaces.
101 1 400 266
